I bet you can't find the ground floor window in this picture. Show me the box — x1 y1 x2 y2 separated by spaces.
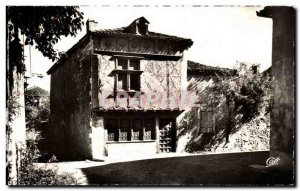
107 120 119 141
132 119 143 140
106 118 155 141
144 119 155 140
119 119 131 141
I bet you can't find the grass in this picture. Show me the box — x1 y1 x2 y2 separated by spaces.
81 151 294 186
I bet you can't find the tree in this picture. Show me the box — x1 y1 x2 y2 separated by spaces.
25 87 50 156
204 63 271 143
6 6 84 185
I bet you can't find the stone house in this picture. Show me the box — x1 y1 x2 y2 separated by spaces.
186 60 236 133
47 17 193 160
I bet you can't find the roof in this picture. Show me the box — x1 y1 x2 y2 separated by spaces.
92 16 193 49
93 28 193 46
47 34 89 74
187 60 236 76
26 86 49 97
47 17 193 75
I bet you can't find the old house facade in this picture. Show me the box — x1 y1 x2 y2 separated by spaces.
47 17 193 160
175 61 237 152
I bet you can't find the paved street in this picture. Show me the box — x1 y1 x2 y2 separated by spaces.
80 151 294 186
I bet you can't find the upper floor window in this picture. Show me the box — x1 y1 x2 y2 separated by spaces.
109 56 143 92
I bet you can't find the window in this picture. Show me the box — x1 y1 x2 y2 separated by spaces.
144 118 155 140
117 58 127 70
109 57 143 92
106 118 155 142
132 119 143 140
118 73 127 90
119 119 131 141
130 74 140 91
129 59 139 70
107 119 119 141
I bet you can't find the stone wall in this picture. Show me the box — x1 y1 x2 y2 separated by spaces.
269 7 295 157
257 6 295 169
106 141 156 159
50 39 94 160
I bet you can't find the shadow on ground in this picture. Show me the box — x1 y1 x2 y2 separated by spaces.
81 151 294 186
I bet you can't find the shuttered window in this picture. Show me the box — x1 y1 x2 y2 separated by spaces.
199 108 214 133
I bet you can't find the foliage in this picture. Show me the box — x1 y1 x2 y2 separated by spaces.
21 87 76 185
25 87 50 124
6 6 84 185
205 62 272 125
178 62 272 153
25 87 51 155
7 6 84 61
19 139 79 185
7 94 23 135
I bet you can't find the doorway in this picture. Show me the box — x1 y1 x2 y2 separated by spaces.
159 118 176 153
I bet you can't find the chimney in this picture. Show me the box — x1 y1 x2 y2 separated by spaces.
86 19 98 33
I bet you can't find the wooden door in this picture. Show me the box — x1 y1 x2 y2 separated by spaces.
159 118 176 153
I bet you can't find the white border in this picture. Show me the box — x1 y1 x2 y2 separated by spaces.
0 1 298 191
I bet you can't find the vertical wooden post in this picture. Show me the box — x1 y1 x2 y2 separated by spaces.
127 73 131 90
127 59 130 91
115 58 118 69
118 118 120 141
130 117 133 141
155 116 160 153
114 73 118 108
142 118 145 141
114 58 118 91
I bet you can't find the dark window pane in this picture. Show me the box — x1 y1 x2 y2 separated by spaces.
119 119 131 141
129 59 140 70
132 119 143 140
130 74 140 91
117 58 128 70
107 119 118 141
144 118 155 140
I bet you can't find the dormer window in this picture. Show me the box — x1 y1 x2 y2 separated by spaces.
137 20 148 35
109 56 143 92
125 17 150 35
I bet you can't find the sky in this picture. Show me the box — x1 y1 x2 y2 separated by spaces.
24 6 273 91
